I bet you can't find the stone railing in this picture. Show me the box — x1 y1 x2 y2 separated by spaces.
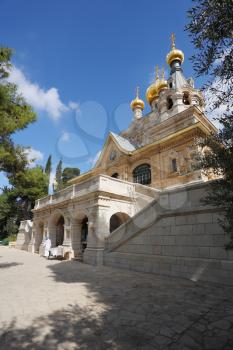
34 175 152 210
104 181 216 253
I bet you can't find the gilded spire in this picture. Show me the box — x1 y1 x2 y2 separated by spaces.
171 33 175 50
166 33 184 66
155 65 159 80
156 66 168 94
136 86 139 99
161 67 165 80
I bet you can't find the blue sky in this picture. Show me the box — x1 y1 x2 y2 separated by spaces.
0 0 198 189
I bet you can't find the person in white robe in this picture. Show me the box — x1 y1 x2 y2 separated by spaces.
43 236 51 258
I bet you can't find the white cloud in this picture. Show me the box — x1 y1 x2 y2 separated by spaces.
24 147 44 167
68 101 79 110
60 131 70 142
204 78 233 129
8 66 68 120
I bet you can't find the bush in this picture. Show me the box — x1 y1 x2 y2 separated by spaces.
0 237 10 245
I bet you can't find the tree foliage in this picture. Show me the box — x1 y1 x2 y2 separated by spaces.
62 167 80 185
0 46 47 236
9 167 48 220
54 160 63 192
44 155 52 194
186 0 233 111
0 47 36 176
0 188 18 239
186 0 233 246
198 116 233 247
53 161 80 192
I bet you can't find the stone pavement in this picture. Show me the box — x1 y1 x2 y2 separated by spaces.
0 246 233 350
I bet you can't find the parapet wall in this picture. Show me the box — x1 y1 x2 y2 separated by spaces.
104 181 233 285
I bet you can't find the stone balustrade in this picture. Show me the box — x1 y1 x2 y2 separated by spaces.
34 175 155 210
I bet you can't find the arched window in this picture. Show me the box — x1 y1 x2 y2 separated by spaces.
171 158 178 173
183 92 190 105
167 97 173 110
133 164 151 185
111 172 119 179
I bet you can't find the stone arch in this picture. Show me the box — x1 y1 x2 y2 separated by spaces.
167 96 173 110
81 216 89 252
182 91 191 105
69 208 90 257
111 172 119 179
109 212 130 233
49 209 66 247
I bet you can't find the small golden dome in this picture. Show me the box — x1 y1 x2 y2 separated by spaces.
166 33 184 66
146 65 160 104
157 67 168 94
146 83 158 105
130 87 145 111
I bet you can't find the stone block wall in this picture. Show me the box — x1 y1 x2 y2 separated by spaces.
15 220 32 251
104 182 233 285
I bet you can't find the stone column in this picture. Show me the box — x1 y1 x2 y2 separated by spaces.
62 217 72 246
83 207 110 265
39 222 50 255
28 228 35 253
71 220 82 259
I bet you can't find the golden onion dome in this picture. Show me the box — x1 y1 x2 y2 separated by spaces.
166 33 184 66
146 65 160 104
130 87 145 111
156 67 168 94
146 83 158 105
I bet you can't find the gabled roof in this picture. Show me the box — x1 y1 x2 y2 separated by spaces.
94 132 135 168
110 132 136 152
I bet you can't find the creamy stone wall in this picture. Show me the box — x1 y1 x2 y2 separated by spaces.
16 175 157 264
104 182 233 285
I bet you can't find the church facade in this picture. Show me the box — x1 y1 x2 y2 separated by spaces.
16 36 222 269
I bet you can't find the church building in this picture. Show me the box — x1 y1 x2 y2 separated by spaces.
16 36 233 287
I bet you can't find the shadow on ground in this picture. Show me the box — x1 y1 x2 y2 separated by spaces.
0 262 23 269
1 260 233 350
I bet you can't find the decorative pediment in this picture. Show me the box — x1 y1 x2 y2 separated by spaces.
94 132 135 168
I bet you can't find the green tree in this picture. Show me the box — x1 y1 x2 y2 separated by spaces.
186 0 233 246
54 160 63 192
0 188 18 239
45 155 52 175
0 46 48 234
186 0 233 110
9 166 48 220
62 167 80 186
44 155 52 193
198 116 233 247
0 47 36 177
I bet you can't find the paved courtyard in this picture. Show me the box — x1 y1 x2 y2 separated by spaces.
0 247 233 350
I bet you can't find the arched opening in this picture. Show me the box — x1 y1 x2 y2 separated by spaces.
56 216 64 246
183 92 190 105
171 158 178 173
167 97 173 110
110 212 130 233
133 163 151 185
81 216 88 252
111 172 119 179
